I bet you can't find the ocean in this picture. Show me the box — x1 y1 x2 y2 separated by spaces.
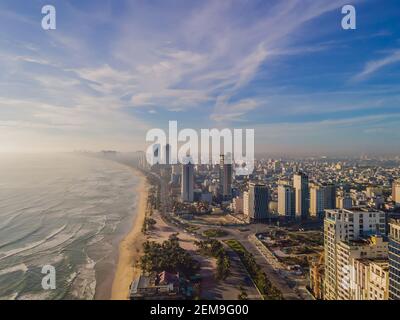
0 153 139 300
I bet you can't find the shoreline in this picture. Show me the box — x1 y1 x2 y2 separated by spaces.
110 168 148 300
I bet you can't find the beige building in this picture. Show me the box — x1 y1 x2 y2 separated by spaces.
393 179 400 206
309 254 324 300
293 172 309 219
231 196 243 214
243 191 249 217
310 184 325 217
336 236 388 300
278 184 295 218
324 208 387 300
350 259 389 300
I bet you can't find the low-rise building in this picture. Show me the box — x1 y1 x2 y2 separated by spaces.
130 272 186 300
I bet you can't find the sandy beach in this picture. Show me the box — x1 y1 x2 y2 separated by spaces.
110 169 148 300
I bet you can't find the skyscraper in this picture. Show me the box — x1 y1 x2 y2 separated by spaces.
310 184 325 218
247 182 269 222
220 154 232 199
278 184 295 218
389 220 400 300
164 143 171 165
293 172 309 219
181 160 194 202
323 183 336 209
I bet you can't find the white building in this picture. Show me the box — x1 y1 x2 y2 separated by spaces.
324 208 387 300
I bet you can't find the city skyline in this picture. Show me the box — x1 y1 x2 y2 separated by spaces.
1 0 400 154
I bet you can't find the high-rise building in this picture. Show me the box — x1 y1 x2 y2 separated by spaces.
247 183 269 222
389 220 400 300
181 160 194 202
220 154 232 199
324 209 387 300
219 154 224 190
293 172 309 219
392 180 400 206
339 236 388 300
278 184 295 218
323 184 336 209
164 143 171 165
310 184 325 218
243 191 250 217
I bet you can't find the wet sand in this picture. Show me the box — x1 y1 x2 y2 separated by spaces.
110 169 148 300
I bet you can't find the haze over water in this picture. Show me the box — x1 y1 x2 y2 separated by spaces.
0 153 139 300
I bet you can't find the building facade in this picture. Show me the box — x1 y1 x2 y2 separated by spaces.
351 259 389 300
293 172 309 219
393 180 400 206
247 182 269 222
221 154 233 199
389 220 400 300
310 184 325 218
243 191 249 217
181 161 194 202
336 195 353 210
323 184 336 210
336 236 388 300
324 208 387 300
278 184 295 218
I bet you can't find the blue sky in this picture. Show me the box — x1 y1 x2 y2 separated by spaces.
0 0 399 154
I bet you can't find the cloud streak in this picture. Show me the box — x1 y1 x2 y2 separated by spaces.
353 49 400 81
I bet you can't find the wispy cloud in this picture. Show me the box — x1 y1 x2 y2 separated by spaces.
1 0 399 153
353 49 400 81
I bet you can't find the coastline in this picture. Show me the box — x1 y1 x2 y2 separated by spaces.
110 168 148 300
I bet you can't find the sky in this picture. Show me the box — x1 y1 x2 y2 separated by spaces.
0 0 399 155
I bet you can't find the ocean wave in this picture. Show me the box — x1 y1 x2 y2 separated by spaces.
0 263 28 276
69 255 96 300
0 225 67 261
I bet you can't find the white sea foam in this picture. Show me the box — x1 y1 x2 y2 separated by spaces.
0 263 28 276
0 225 67 261
0 154 139 299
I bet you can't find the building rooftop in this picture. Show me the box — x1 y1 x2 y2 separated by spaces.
390 219 400 226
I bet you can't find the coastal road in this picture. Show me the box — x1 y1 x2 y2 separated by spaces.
151 173 263 300
240 237 301 300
